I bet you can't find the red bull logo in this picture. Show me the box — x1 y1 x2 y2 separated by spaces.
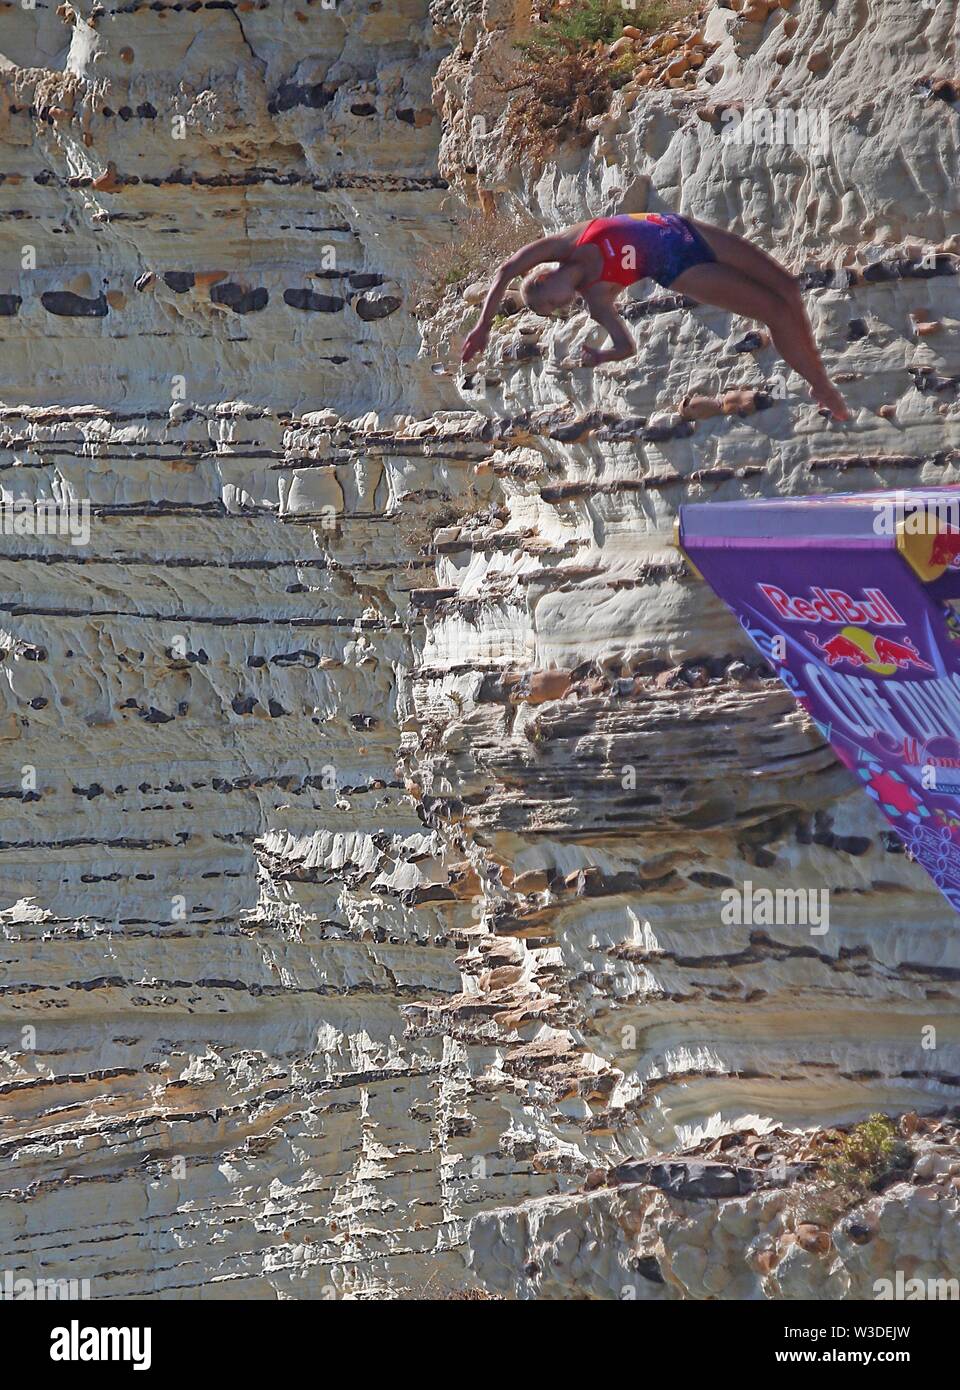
873 635 935 670
759 584 904 626
806 632 872 667
806 627 934 674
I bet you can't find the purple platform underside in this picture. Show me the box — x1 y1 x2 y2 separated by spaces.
679 489 960 912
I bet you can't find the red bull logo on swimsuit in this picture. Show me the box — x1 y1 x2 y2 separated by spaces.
759 584 905 626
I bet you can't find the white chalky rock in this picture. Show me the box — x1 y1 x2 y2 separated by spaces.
1 0 959 1302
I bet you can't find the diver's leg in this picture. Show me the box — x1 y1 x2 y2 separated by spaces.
672 260 850 421
686 218 799 297
687 219 828 373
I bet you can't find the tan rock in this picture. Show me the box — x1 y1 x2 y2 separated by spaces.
721 387 762 415
91 162 121 192
608 37 635 59
796 1224 832 1255
679 393 723 420
510 670 571 704
512 868 551 894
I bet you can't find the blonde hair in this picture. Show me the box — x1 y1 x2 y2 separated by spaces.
521 270 550 308
521 265 574 317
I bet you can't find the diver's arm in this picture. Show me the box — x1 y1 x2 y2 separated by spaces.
461 233 574 362
582 292 636 365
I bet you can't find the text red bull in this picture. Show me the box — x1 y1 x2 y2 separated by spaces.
759 584 905 626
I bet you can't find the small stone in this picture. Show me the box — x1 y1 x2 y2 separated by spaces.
721 387 761 416
653 666 683 689
913 1153 948 1179
512 868 550 894
511 670 570 705
678 393 722 420
92 161 121 192
732 330 767 352
796 1223 831 1254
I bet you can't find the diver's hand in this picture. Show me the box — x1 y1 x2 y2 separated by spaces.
579 345 629 368
461 324 490 364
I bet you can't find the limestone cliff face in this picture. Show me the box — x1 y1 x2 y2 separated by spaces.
1 0 959 1301
0 0 479 1301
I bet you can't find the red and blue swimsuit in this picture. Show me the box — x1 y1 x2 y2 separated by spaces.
575 212 716 290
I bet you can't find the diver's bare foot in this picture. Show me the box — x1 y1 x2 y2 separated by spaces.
814 383 851 421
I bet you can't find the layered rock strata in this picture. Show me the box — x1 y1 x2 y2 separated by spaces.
0 0 959 1299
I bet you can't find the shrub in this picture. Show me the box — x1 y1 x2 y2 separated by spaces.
819 1114 912 1196
519 0 695 59
413 204 541 311
404 1270 505 1300
502 0 702 162
791 1114 914 1227
518 0 631 55
501 46 635 164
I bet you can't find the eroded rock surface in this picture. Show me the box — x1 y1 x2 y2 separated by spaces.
1 0 959 1299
